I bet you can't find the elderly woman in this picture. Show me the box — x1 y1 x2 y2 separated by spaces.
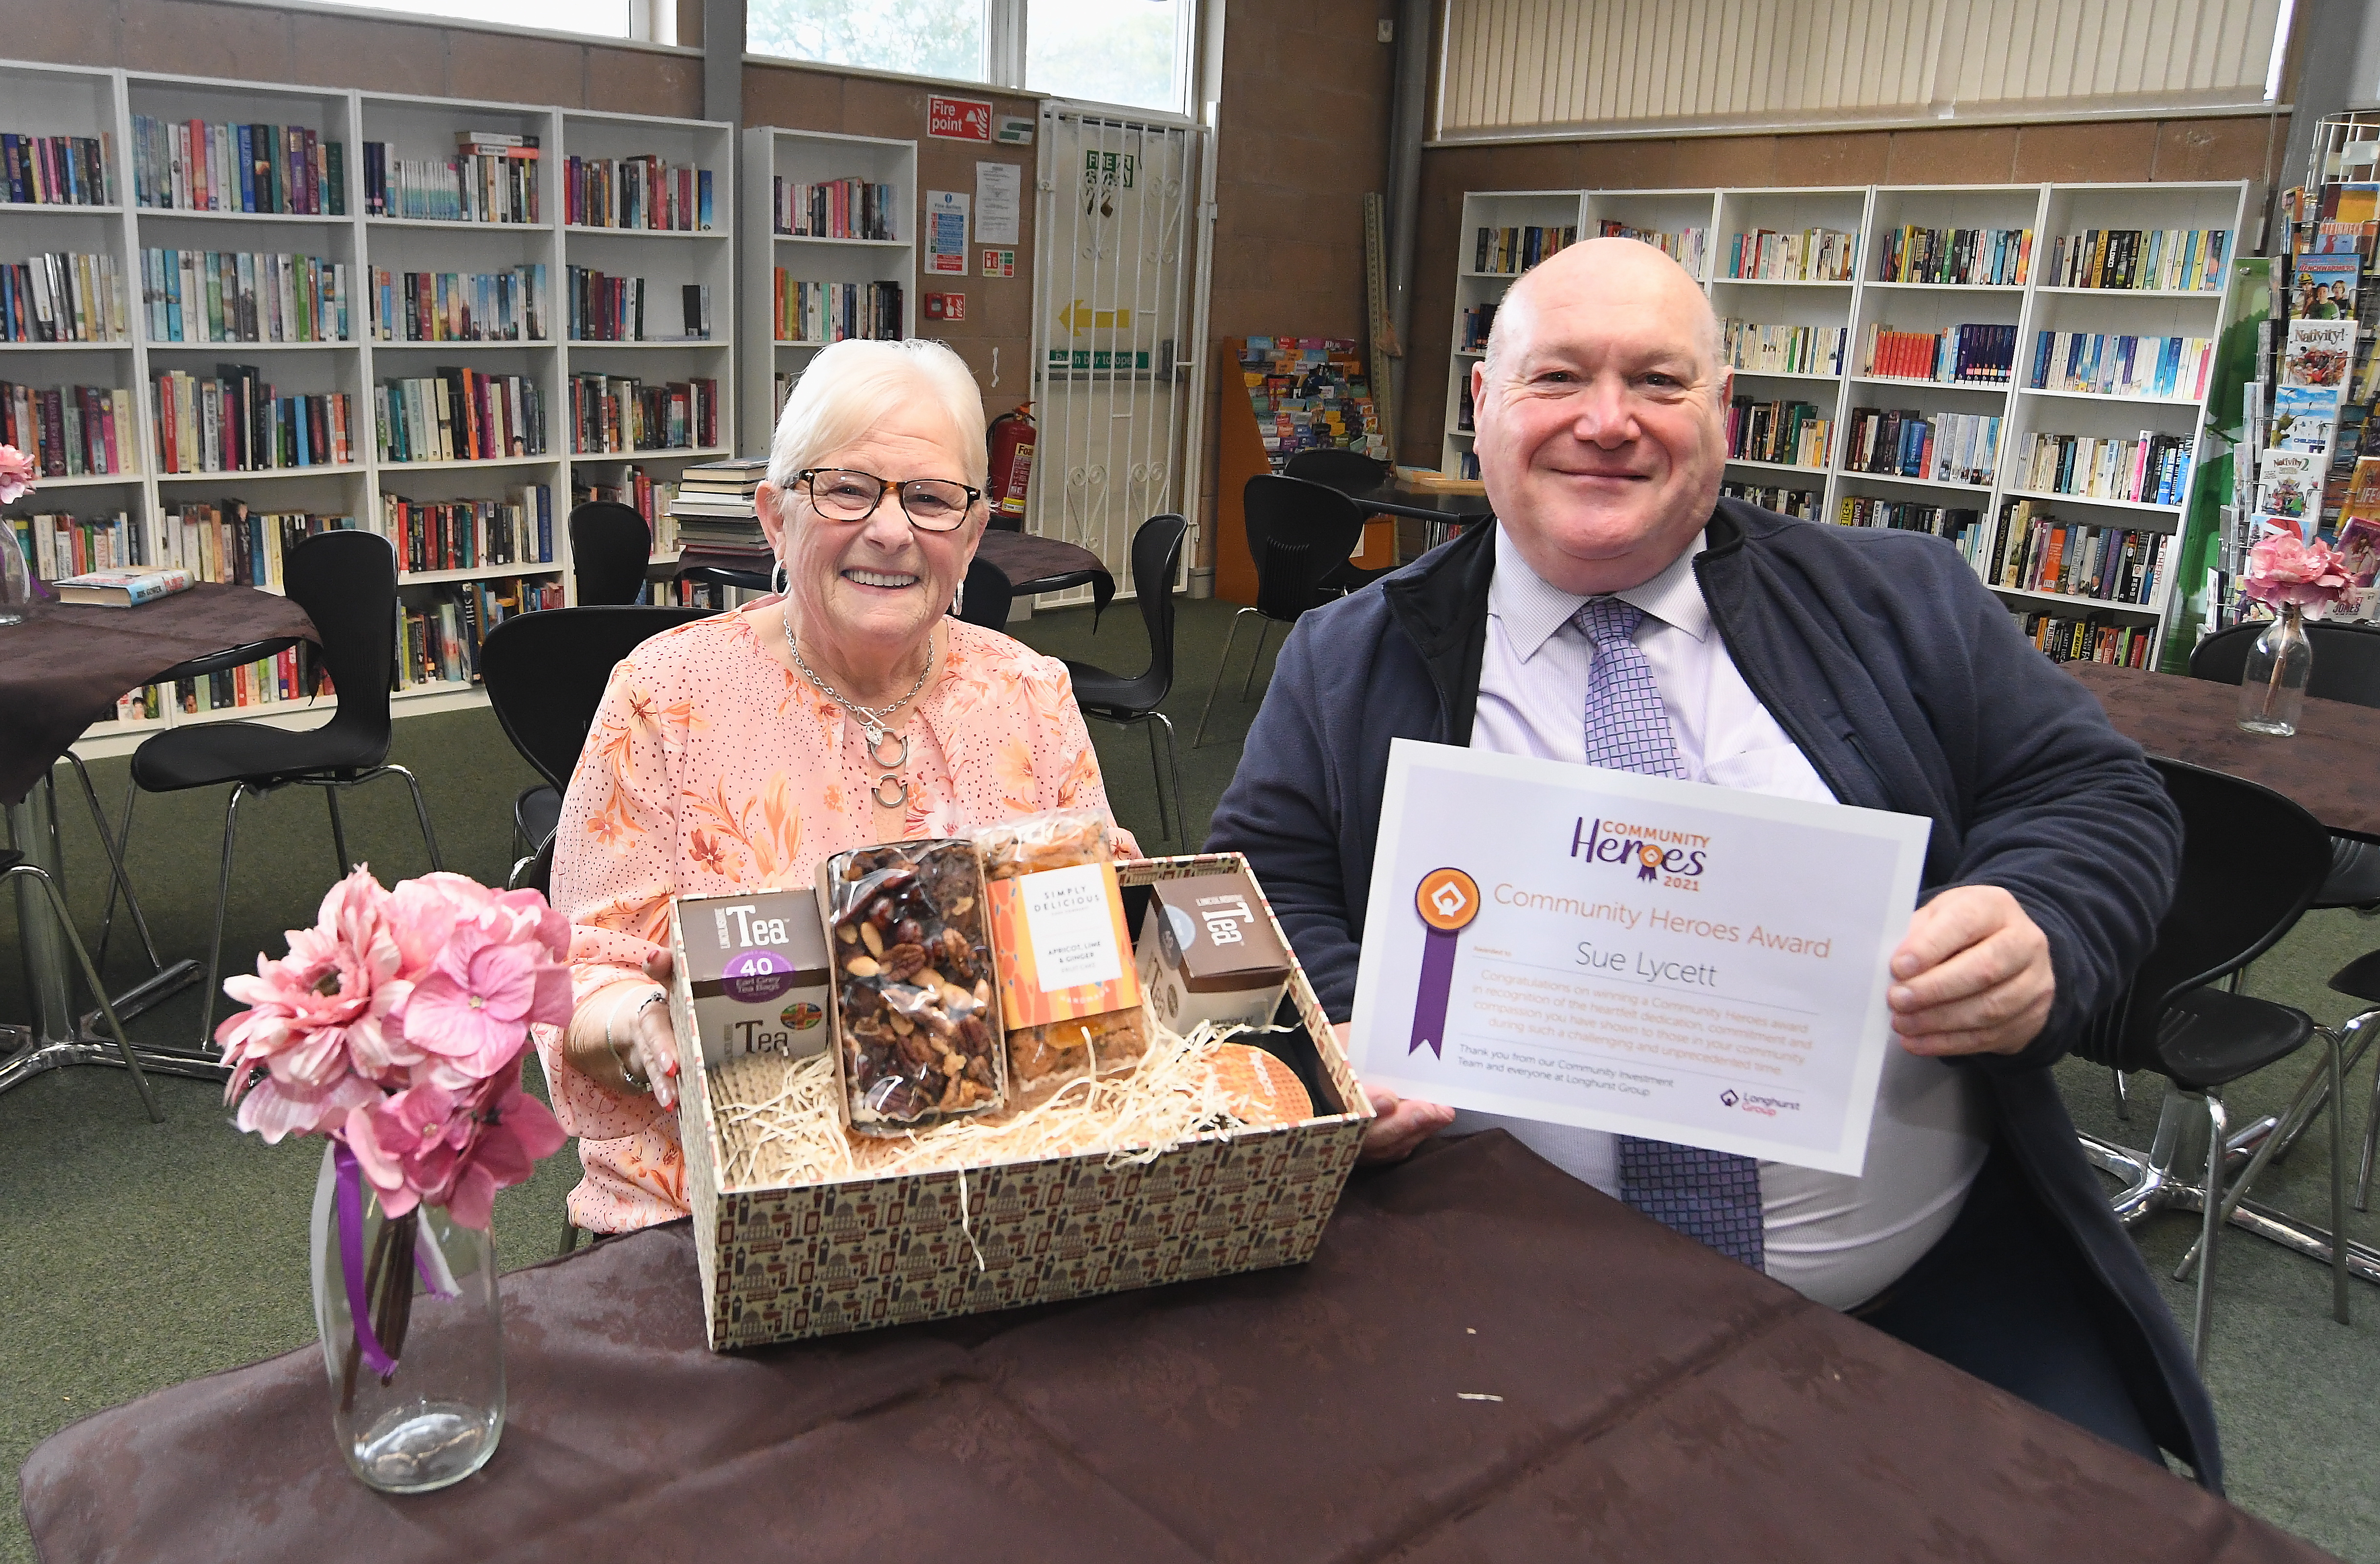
542 337 1135 1232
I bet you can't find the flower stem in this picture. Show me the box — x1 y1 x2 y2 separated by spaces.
340 1215 400 1413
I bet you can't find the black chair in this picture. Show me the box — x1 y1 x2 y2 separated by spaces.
2188 619 2380 912
121 530 443 1053
954 556 1013 630
568 501 653 607
1063 515 1189 841
479 605 712 894
2074 758 2336 1366
1282 448 1391 490
1192 475 1373 747
1 847 159 1122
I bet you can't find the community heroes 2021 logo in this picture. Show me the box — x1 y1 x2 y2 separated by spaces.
1572 815 1708 888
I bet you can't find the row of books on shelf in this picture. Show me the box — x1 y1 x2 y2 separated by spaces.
1471 224 1576 276
576 463 680 551
1725 397 1831 468
155 367 353 472
372 264 544 343
1986 500 2175 606
1833 496 1988 562
4 380 134 477
400 578 568 691
771 176 899 241
2 251 126 343
1458 301 1495 352
362 134 538 224
143 247 349 344
568 372 720 454
112 647 311 722
1719 479 1820 519
1873 225 2031 286
769 274 904 345
1842 406 2001 485
130 115 345 216
567 269 712 342
16 501 355 587
1724 321 1846 376
2012 430 2193 507
2 132 114 206
382 485 553 573
562 156 713 232
375 368 545 463
1724 227 1856 282
1862 322 2017 385
2042 227 2228 291
2021 612 2154 667
1598 220 1706 277
2028 330 2214 401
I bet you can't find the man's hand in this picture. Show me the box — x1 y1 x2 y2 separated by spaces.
1887 885 2054 1058
1334 1021 1456 1162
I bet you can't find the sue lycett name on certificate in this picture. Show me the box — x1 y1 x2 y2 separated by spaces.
1348 740 1931 1176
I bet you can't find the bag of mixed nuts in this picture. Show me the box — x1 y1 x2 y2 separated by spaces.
974 810 1151 1106
816 840 1006 1134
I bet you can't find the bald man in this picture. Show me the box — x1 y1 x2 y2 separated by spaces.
1207 239 2216 1485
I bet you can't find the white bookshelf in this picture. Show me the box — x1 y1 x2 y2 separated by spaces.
0 60 733 757
1441 178 2248 665
740 125 917 454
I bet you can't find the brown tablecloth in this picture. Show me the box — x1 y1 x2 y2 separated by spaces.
2064 662 2380 843
18 1133 2330 1563
0 584 320 804
975 529 1115 617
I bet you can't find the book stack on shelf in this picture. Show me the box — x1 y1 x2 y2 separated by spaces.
5 380 135 475
742 127 914 451
566 153 712 231
3 250 125 340
568 371 718 454
1443 182 2245 666
375 368 545 462
575 462 679 555
370 265 546 342
154 367 355 471
363 130 538 222
143 247 349 342
399 576 563 692
1238 336 1385 467
667 456 768 584
131 114 344 215
1473 223 1576 275
568 266 711 342
3 129 115 204
381 485 552 573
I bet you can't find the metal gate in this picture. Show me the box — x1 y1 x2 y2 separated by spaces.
1028 106 1201 599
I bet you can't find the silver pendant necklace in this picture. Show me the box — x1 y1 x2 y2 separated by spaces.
784 608 933 810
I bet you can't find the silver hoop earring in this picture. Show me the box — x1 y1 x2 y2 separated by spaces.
952 579 966 617
771 560 788 596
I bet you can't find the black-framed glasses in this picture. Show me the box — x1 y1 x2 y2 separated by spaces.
794 467 981 532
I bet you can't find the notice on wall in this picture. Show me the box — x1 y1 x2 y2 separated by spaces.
928 95 993 142
976 161 1022 247
925 190 970 276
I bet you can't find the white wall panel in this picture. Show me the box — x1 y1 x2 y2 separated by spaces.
1437 0 2288 138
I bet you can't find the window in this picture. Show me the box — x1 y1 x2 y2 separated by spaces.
286 0 641 41
746 0 1191 115
1026 0 1185 114
747 0 986 83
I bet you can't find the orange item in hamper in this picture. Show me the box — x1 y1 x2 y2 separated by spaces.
1206 1042 1312 1127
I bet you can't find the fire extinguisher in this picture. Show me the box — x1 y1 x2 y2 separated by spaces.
987 403 1036 521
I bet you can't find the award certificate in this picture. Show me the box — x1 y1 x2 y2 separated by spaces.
1348 740 1932 1175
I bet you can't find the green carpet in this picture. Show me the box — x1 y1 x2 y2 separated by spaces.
2 597 2376 1560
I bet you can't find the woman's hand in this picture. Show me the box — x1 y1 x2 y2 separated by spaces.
1335 1021 1455 1163
628 951 685 1110
571 957 685 1109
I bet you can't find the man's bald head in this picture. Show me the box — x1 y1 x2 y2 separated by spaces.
1466 236 1733 596
1482 238 1724 388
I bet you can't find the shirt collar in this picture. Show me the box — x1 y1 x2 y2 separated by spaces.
1488 525 1712 662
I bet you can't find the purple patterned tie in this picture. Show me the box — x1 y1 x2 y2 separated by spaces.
1576 598 1766 1271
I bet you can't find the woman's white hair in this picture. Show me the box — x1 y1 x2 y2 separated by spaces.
765 337 987 493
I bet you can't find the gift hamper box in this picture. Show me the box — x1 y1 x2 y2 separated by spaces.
673 850 1371 1349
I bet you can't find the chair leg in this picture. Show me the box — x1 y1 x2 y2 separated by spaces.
1153 711 1185 848
96 777 138 971
325 786 351 881
2329 1029 2351 1325
1239 619 1274 698
2112 1066 2130 1121
385 764 445 873
2193 1090 2226 1372
2347 1012 2380 1211
508 853 538 892
3 864 162 1123
197 785 250 1053
1191 608 1258 748
559 1219 581 1257
63 752 162 978
1142 719 1172 842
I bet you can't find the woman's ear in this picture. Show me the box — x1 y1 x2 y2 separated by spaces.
756 480 789 556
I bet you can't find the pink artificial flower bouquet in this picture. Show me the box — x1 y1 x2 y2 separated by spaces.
0 442 36 506
217 867 570 1388
2241 529 2361 619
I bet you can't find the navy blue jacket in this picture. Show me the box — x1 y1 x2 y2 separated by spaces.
1206 499 2218 1487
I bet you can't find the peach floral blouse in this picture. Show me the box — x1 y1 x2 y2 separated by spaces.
541 602 1135 1232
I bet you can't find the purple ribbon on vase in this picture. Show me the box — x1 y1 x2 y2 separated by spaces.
332 1142 458 1379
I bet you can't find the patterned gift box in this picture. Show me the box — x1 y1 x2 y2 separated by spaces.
678 853 1373 1349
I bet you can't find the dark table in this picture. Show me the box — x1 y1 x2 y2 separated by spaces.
1330 478 1495 553
18 1133 2328 1563
676 531 1117 621
0 584 317 1083
2063 662 2380 843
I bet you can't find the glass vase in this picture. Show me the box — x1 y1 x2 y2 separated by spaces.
2236 603 2313 737
0 519 31 626
308 1143 506 1494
